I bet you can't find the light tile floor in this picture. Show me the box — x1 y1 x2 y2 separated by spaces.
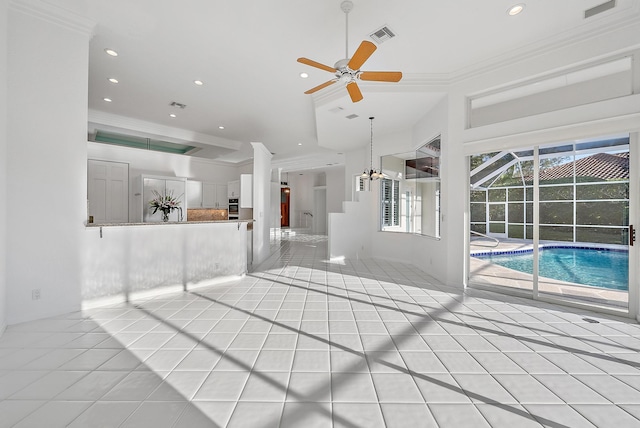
1 232 640 427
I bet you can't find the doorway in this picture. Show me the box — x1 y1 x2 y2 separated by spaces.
281 187 290 227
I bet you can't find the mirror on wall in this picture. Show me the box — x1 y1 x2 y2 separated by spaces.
380 136 441 239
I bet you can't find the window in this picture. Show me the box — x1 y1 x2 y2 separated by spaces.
469 136 629 244
379 136 441 238
381 178 400 227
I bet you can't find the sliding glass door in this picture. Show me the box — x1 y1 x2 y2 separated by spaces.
536 139 630 309
468 135 633 315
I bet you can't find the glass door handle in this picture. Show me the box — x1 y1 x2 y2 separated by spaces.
631 225 636 246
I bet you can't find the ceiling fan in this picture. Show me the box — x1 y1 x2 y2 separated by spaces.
297 0 402 103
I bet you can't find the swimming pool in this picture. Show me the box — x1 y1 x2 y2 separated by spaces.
474 246 629 291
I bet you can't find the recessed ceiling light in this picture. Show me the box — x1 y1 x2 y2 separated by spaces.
104 48 118 57
507 3 525 16
169 113 176 118
298 143 302 146
300 72 309 79
218 126 225 130
194 80 204 86
103 97 112 102
108 78 119 84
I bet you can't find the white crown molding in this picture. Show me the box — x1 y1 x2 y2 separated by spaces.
9 0 95 36
88 109 242 151
312 73 450 107
451 3 640 84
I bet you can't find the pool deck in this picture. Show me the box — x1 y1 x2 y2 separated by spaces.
469 238 628 310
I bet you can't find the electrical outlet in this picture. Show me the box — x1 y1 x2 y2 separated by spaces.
32 289 41 300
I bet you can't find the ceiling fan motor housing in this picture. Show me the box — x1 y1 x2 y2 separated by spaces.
334 59 358 83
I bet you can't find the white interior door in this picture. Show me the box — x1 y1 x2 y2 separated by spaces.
88 159 129 223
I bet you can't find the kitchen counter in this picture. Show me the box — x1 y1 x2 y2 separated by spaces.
83 219 255 304
86 219 254 228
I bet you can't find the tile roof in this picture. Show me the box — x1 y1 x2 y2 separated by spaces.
538 152 628 181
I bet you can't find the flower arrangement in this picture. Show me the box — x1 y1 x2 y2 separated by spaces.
149 189 183 222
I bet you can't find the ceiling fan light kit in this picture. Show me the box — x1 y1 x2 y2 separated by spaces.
297 1 402 103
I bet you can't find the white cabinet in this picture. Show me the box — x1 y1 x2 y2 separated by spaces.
202 182 216 207
135 175 186 223
188 181 228 208
187 180 203 208
228 180 240 198
227 175 251 207
240 174 253 208
216 184 228 209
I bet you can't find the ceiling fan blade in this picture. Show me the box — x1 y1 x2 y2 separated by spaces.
346 82 363 103
304 79 337 94
347 40 377 70
297 57 337 73
359 71 403 82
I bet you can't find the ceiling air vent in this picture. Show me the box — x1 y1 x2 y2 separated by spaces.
329 106 345 114
345 114 359 119
169 101 187 109
585 0 616 18
369 26 396 44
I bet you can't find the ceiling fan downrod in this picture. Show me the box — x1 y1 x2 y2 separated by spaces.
341 0 354 59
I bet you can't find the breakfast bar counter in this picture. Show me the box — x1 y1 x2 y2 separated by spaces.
82 220 254 305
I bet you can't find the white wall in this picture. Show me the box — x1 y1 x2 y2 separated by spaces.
88 142 240 221
344 146 367 202
288 173 313 229
0 0 8 335
251 142 272 266
369 99 451 285
326 166 345 214
284 168 344 231
328 191 374 260
6 3 94 324
237 162 253 175
312 188 327 234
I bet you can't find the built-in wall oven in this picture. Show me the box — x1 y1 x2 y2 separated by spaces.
228 198 239 220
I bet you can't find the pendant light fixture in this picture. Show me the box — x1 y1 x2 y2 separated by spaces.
361 116 384 182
